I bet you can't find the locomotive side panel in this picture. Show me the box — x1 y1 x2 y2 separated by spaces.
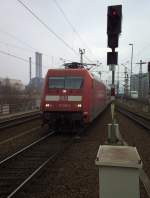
89 79 107 122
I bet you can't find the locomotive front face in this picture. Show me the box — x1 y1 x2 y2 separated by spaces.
42 75 85 127
45 76 83 110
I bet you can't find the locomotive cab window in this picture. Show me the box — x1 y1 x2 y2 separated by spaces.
65 76 83 89
48 76 83 89
48 77 64 88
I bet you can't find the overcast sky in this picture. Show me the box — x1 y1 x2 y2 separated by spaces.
0 0 150 85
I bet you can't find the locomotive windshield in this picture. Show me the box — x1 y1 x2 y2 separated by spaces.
48 77 64 88
65 77 83 89
48 76 83 89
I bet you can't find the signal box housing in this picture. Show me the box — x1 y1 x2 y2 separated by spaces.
107 5 122 48
107 52 118 65
107 5 122 35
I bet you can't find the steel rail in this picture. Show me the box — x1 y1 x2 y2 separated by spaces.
0 126 40 146
0 113 40 130
0 130 55 166
117 116 150 197
4 132 76 198
117 107 150 130
117 105 150 121
7 135 75 198
7 152 58 198
3 131 74 198
0 110 39 123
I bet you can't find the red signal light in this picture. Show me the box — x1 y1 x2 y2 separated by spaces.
111 87 115 96
112 10 117 16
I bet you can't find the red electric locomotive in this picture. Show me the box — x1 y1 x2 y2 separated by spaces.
40 62 109 130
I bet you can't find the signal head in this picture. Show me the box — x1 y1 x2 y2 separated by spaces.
107 5 122 35
148 62 150 72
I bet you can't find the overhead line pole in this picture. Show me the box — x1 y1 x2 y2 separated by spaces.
79 48 85 64
29 57 32 81
124 66 129 96
136 60 146 98
129 43 133 96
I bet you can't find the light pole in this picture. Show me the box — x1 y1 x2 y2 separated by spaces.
129 43 133 96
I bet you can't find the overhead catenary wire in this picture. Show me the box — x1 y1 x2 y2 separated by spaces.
0 28 49 57
0 49 29 63
17 1 77 56
0 49 50 69
53 0 95 60
0 28 37 52
17 0 93 63
0 32 88 69
0 40 34 54
0 29 70 63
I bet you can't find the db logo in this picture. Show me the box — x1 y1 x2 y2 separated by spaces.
60 95 68 101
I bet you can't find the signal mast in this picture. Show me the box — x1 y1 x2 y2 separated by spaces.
107 5 122 143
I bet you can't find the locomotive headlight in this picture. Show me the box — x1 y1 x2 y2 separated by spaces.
45 103 50 107
62 89 67 93
77 104 82 108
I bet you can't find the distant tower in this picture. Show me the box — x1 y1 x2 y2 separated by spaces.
35 52 42 78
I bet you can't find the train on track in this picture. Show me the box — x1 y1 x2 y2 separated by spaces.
40 62 110 130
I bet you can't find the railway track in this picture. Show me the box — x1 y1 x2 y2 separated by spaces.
116 108 150 197
0 129 75 198
117 106 150 130
0 111 40 130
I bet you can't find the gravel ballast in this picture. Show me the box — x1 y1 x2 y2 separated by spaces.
16 108 111 198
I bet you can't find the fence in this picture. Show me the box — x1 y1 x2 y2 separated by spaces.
0 104 10 115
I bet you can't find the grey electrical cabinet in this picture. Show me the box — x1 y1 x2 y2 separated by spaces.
95 145 142 198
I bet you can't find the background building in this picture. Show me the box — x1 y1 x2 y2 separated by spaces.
131 73 149 98
35 52 42 78
0 77 25 90
27 52 44 91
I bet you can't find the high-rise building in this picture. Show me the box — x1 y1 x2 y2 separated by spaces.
35 52 42 78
